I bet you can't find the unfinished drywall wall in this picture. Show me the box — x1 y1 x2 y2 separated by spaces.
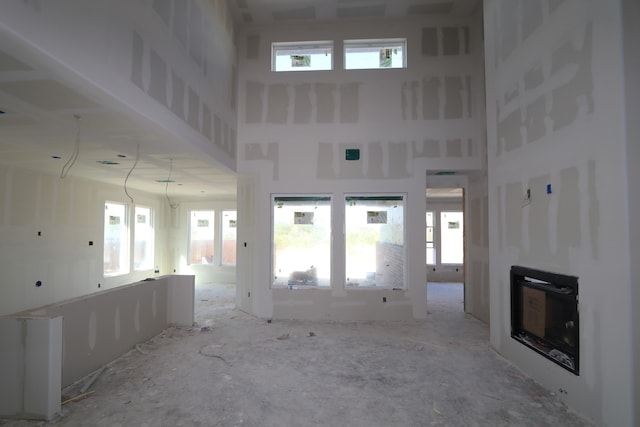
467 174 490 324
0 0 237 170
0 275 193 421
0 163 169 316
484 0 634 424
622 0 640 423
236 14 486 320
0 316 62 421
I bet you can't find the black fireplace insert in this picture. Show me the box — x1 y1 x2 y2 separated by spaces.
510 265 579 375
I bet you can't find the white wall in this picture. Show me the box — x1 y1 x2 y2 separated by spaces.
622 0 640 423
466 173 490 323
0 163 168 316
484 0 634 424
236 15 486 320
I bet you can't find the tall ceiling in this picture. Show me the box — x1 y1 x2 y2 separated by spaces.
0 0 481 202
228 0 482 25
0 45 237 201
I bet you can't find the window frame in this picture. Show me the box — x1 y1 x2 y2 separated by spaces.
271 40 334 72
188 210 216 266
439 210 464 265
344 194 407 289
426 211 436 265
271 195 332 289
103 201 130 277
133 205 155 272
343 38 407 70
221 210 237 266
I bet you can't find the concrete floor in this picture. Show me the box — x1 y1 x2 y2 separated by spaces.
0 283 593 426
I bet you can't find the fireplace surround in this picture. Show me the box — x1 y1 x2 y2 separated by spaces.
510 265 579 375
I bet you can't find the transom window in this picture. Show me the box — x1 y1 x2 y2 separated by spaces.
271 41 333 72
344 38 406 70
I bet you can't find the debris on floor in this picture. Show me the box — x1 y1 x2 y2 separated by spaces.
2 283 591 427
61 390 94 405
80 366 106 394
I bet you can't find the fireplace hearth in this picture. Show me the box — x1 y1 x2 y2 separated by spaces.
510 265 579 375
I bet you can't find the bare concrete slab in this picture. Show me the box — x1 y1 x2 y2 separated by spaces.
0 283 593 426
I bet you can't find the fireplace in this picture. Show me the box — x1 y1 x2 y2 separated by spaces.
510 265 579 375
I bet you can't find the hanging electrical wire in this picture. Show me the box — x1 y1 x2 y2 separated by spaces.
165 158 178 209
124 143 140 204
60 114 81 179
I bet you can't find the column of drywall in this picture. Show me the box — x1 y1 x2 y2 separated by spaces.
622 0 640 423
466 174 490 323
0 317 62 421
484 0 633 424
167 275 195 326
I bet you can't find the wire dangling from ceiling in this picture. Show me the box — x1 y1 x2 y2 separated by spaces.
124 143 140 204
60 114 81 179
165 158 178 209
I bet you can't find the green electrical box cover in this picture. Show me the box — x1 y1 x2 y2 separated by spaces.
345 149 360 161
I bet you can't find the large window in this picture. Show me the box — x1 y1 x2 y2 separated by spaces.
440 211 464 264
344 39 406 70
345 195 405 288
272 196 331 288
134 206 154 271
426 211 435 264
221 210 237 266
104 202 129 276
272 41 333 72
189 210 215 265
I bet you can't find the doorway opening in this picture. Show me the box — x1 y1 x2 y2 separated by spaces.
426 187 465 314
